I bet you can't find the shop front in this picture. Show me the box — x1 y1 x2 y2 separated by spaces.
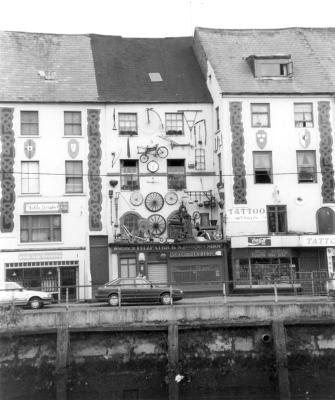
1 249 88 301
231 235 330 293
109 241 228 294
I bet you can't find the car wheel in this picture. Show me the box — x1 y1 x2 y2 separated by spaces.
160 293 172 305
108 294 119 307
29 297 43 310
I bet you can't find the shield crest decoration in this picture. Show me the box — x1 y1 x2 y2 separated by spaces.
299 129 311 148
256 130 267 149
68 139 79 159
24 139 36 159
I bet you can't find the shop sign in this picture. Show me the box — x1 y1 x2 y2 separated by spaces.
300 235 335 247
250 248 291 258
226 207 266 222
18 252 63 261
111 242 224 253
248 236 271 246
24 202 69 213
170 249 222 258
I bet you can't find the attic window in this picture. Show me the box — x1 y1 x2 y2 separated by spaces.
247 55 293 79
148 72 163 82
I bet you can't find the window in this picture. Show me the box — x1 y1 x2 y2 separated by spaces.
167 159 186 190
195 148 205 170
253 152 273 183
267 205 287 233
119 113 137 135
120 160 139 190
20 215 61 242
294 103 313 128
120 212 140 235
120 257 137 278
251 104 270 127
317 207 335 234
259 62 293 77
65 161 83 193
64 111 82 135
165 113 184 135
21 111 38 135
297 151 317 183
21 161 39 194
215 106 220 131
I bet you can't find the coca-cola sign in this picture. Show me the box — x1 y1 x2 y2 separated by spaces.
248 236 271 246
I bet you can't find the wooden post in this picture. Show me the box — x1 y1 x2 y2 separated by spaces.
168 324 179 400
56 313 69 400
272 320 291 400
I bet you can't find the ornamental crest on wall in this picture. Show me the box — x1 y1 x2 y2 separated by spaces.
256 130 267 149
68 139 79 159
299 129 311 149
24 139 36 159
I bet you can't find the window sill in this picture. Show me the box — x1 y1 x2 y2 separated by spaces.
18 241 63 246
63 193 86 196
18 135 40 138
62 135 84 138
18 194 42 197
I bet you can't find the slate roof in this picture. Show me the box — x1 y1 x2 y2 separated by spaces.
0 31 212 103
0 31 98 102
194 27 335 94
90 35 212 103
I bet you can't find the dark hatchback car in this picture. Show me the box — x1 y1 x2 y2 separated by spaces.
95 277 183 306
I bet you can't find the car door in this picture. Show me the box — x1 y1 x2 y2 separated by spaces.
119 278 137 303
4 283 27 305
135 278 156 303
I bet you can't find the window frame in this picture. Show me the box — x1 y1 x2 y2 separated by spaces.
20 111 39 136
65 160 83 193
251 103 270 128
267 205 287 234
64 111 82 136
21 161 40 194
215 106 220 131
294 103 314 128
118 113 138 136
253 151 273 184
165 113 184 135
167 159 186 190
296 150 317 183
20 214 61 243
195 148 205 171
120 160 140 191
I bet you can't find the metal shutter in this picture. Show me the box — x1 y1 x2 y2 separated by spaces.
148 263 168 284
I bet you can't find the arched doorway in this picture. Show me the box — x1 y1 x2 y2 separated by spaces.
317 207 335 234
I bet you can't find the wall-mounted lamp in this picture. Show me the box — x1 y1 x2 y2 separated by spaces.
138 253 146 264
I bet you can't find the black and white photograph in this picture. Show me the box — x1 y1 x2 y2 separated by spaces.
1 0 335 399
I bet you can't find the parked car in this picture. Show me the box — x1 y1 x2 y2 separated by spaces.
95 277 183 306
0 282 54 309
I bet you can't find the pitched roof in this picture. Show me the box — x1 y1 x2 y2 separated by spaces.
90 35 212 103
0 31 211 103
0 31 98 102
194 27 335 94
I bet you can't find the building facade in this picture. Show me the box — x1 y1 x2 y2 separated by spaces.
194 27 335 293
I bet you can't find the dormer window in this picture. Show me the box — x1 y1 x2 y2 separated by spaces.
247 55 293 79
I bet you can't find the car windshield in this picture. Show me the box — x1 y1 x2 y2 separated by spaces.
5 282 23 290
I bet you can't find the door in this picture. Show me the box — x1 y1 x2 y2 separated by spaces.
89 236 109 285
148 263 168 285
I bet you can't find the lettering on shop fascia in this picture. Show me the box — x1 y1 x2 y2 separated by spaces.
18 252 63 261
303 237 335 246
110 243 224 253
170 249 222 258
24 202 69 213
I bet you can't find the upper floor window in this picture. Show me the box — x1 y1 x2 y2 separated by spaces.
20 215 61 242
120 160 139 190
21 161 39 194
247 55 293 78
267 205 287 233
251 104 270 127
120 212 140 235
317 207 335 234
21 111 39 135
167 159 186 190
253 151 273 184
195 148 205 170
119 113 137 135
64 111 82 135
297 150 317 183
65 161 83 193
215 106 220 131
294 103 313 128
165 113 184 135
